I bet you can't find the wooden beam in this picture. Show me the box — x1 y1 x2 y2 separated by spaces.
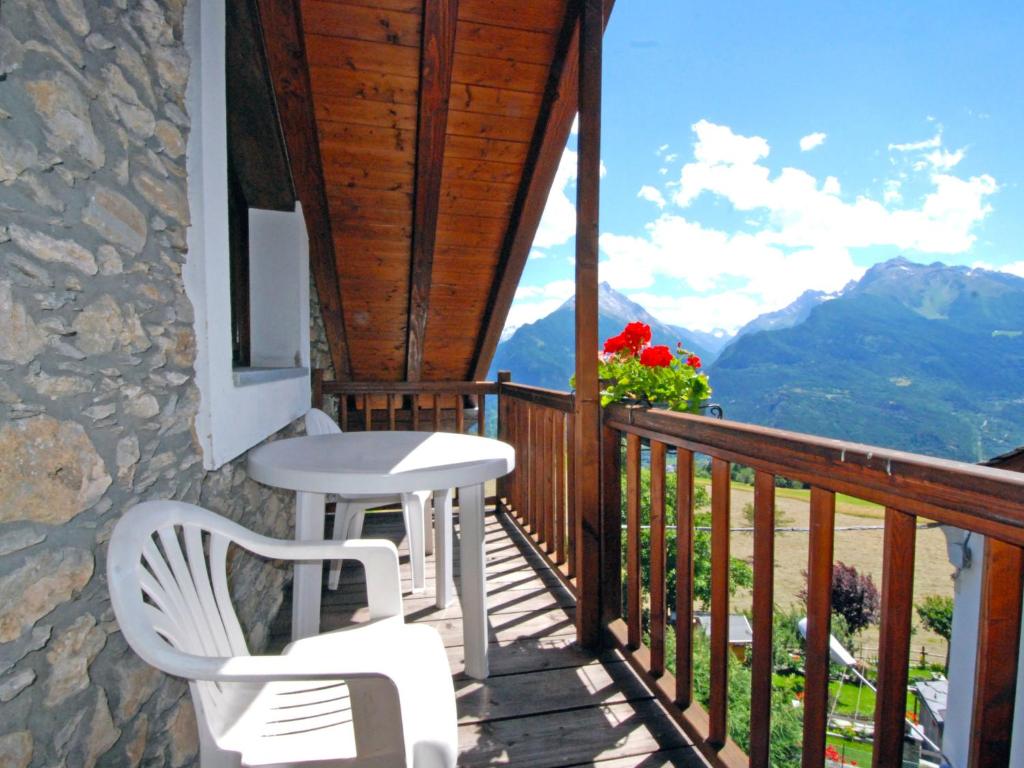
573 0 602 651
256 0 352 380
405 0 458 381
969 537 1024 766
468 0 615 380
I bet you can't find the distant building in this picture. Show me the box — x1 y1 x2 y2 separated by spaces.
915 679 947 749
694 613 754 661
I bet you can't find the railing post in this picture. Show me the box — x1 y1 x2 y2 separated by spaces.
573 0 603 650
496 371 511 503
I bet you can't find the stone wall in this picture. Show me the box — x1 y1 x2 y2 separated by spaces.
0 2 311 765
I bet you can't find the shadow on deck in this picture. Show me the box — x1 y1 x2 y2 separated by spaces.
269 506 709 767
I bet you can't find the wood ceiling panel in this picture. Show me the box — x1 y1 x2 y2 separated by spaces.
306 35 420 76
455 21 558 65
317 121 415 152
313 0 418 12
452 52 549 93
457 0 567 34
322 144 415 174
315 96 418 129
322 163 414 192
328 200 412 227
449 83 542 118
442 157 522 184
440 194 513 220
309 66 419 105
328 187 413 212
302 0 420 46
334 235 412 260
444 135 529 165
447 110 537 141
440 176 518 201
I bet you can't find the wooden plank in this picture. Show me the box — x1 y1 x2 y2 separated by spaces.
260 0 351 378
708 457 730 747
969 537 1024 767
448 83 544 119
301 0 421 47
567 411 578 583
675 448 695 707
626 433 642 649
309 65 420 105
555 412 567 565
749 470 775 768
455 21 558 66
452 50 550 93
457 0 566 34
649 440 667 677
406 0 458 381
544 409 556 553
470 0 616 380
802 487 836 768
315 95 418 129
872 507 917 768
444 134 530 164
456 658 653 724
305 34 420 76
457 700 691 768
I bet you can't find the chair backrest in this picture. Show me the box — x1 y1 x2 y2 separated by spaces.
306 407 342 436
107 500 252 738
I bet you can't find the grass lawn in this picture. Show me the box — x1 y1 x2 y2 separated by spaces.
826 734 873 766
829 676 877 719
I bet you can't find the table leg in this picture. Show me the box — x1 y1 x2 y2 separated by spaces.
403 492 426 593
434 488 455 608
292 490 326 641
459 483 488 679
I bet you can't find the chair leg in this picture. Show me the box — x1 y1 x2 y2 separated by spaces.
327 501 352 591
422 490 435 557
403 492 426 593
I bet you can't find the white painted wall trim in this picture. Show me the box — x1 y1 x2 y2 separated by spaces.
183 0 310 470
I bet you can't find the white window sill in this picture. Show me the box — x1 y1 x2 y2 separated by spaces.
233 366 309 387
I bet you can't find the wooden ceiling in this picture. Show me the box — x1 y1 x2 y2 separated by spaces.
279 0 595 382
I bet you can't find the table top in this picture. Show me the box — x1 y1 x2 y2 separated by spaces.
247 431 516 495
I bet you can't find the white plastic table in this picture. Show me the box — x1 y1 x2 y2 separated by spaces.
247 431 515 679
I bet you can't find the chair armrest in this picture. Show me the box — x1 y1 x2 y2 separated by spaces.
238 537 403 620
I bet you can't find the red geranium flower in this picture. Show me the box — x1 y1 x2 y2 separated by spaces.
622 322 651 354
640 345 673 367
686 354 702 369
603 333 629 355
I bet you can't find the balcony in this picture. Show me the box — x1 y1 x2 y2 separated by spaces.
310 375 1024 767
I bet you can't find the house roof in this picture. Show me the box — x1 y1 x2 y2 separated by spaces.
982 446 1024 472
914 679 948 723
694 613 755 646
277 0 605 382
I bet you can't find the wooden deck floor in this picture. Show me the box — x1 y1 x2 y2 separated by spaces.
269 506 709 768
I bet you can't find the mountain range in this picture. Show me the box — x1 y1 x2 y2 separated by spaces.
493 259 1024 462
489 282 716 391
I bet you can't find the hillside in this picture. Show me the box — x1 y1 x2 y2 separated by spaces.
490 283 715 390
709 258 1024 461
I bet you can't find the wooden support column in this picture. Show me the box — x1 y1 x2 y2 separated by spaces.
573 0 603 650
256 0 351 380
406 0 458 380
969 537 1024 766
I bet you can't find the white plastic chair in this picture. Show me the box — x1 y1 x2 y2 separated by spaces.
305 408 434 592
107 500 457 768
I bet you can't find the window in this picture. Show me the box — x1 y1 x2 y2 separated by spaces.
183 0 310 470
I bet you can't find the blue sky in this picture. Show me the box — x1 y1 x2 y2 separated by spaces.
507 1 1024 335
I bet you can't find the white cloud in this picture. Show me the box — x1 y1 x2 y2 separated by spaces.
799 132 827 151
528 249 547 260
889 133 942 152
637 185 666 209
595 120 997 331
570 114 579 135
505 279 576 329
534 148 578 248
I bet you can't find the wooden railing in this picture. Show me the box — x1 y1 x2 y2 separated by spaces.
312 370 494 435
309 371 1024 766
601 403 1024 768
497 380 578 593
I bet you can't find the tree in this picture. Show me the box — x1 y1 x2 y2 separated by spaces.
916 594 954 670
800 562 880 635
